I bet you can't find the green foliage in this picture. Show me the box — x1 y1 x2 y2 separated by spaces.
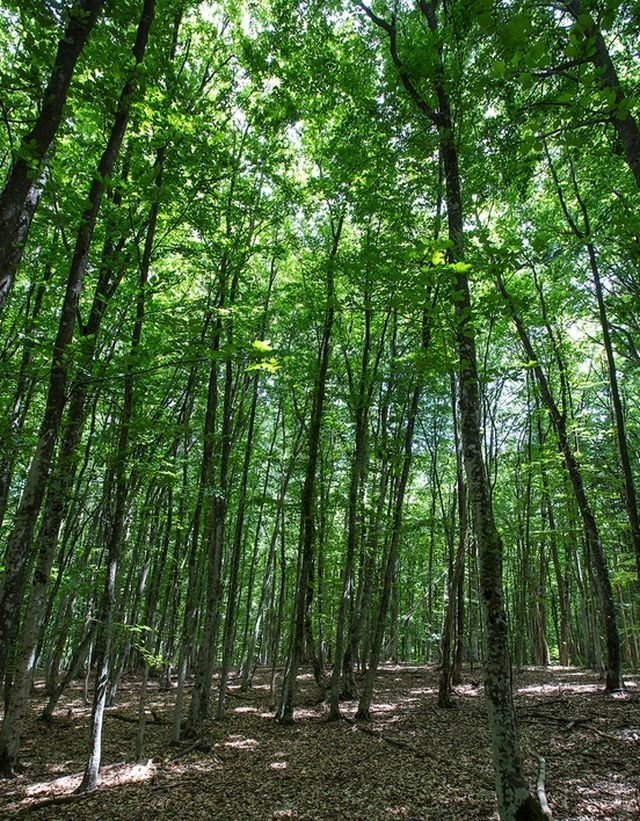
0 0 639 720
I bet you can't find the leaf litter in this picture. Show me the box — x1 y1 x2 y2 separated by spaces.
1 665 638 819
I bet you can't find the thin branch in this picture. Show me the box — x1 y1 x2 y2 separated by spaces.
356 1 442 126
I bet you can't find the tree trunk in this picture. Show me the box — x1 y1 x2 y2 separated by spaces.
328 296 372 719
440 375 467 699
0 0 106 310
75 5 158 785
0 0 155 698
276 211 343 724
496 271 623 691
356 298 431 720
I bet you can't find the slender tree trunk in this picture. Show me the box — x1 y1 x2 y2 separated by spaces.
173 328 218 741
0 0 107 310
496 271 623 691
0 0 156 700
216 374 259 719
0 249 52 531
328 298 372 719
0 165 137 766
556 160 640 583
356 300 431 719
41 621 96 722
440 375 467 698
216 263 277 715
187 277 235 730
240 403 297 691
75 7 158 783
276 212 343 724
537 415 572 666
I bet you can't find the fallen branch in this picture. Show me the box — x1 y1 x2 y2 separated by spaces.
225 689 260 701
15 788 101 816
107 712 138 724
584 725 638 746
536 755 552 819
168 738 210 761
340 715 438 761
519 711 593 726
107 710 167 725
13 762 126 817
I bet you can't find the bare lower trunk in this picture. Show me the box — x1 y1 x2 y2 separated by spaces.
356 302 429 719
276 213 343 724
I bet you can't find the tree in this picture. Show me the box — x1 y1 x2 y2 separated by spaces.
0 0 107 311
357 1 545 816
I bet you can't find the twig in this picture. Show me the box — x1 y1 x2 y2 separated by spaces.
536 755 553 819
15 789 101 816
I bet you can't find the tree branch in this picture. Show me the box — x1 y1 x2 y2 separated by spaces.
355 1 442 126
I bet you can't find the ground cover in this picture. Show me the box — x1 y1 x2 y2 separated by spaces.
1 665 638 819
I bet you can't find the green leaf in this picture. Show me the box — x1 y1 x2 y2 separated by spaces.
503 14 529 45
251 338 274 352
246 357 280 374
476 10 493 31
616 97 631 120
519 72 534 90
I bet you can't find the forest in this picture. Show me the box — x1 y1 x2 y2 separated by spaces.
0 0 639 818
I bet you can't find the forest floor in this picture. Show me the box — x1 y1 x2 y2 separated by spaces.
0 664 639 820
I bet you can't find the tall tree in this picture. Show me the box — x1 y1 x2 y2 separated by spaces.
276 209 343 724
0 0 107 310
357 1 545 816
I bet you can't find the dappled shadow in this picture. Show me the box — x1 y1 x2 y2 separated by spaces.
1 665 639 818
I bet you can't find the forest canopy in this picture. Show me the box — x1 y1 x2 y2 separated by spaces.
0 0 639 818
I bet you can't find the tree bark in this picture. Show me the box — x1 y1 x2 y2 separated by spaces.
276 211 343 724
0 0 107 310
495 271 623 691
